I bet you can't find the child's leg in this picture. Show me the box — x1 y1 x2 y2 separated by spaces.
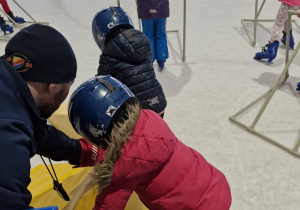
141 19 155 62
154 18 169 61
0 0 25 23
280 5 299 49
0 0 11 14
270 3 291 43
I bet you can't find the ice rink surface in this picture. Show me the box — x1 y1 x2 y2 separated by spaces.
1 0 300 209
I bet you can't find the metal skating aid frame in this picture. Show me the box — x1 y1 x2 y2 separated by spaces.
230 10 300 157
241 0 300 46
117 0 186 62
0 0 49 41
165 0 187 62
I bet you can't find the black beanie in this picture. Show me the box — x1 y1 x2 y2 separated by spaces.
4 24 77 83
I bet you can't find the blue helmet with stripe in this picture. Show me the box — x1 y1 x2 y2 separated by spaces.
92 6 134 51
68 75 136 148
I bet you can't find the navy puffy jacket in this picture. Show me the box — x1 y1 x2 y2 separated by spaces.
97 29 167 114
0 60 81 209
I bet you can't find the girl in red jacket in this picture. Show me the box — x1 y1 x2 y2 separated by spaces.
68 75 232 210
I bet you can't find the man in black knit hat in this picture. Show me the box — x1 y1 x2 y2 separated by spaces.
0 24 101 209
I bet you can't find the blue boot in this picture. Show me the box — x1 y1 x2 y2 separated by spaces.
281 30 295 50
8 11 25 24
157 60 166 70
0 17 13 34
296 82 300 91
254 41 279 62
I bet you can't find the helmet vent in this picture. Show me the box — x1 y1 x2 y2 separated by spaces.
96 78 118 95
110 6 121 17
90 86 97 92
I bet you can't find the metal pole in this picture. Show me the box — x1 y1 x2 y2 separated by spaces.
230 88 273 119
135 0 142 31
293 138 300 152
182 0 186 62
257 0 267 17
12 0 37 23
284 11 297 81
250 39 300 129
0 8 22 29
253 0 259 46
117 0 120 7
253 0 266 46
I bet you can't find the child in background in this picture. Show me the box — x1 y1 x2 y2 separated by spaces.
0 0 25 34
68 75 232 210
254 1 300 62
136 0 169 70
92 6 167 117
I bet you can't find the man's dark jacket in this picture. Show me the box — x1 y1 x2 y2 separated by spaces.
0 60 81 209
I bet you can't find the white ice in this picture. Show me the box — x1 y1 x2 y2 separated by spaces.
1 0 300 209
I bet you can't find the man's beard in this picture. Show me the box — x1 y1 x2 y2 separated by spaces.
39 89 66 119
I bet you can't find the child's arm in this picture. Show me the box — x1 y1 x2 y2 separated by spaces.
94 183 133 209
78 138 104 167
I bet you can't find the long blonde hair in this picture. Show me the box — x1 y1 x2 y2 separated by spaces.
92 100 141 192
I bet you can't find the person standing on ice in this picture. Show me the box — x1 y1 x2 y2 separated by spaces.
136 0 169 70
254 0 300 63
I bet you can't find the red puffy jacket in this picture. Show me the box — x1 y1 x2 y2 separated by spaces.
93 110 231 210
279 0 300 6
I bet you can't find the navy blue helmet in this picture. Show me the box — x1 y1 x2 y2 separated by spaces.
68 75 136 148
92 6 134 51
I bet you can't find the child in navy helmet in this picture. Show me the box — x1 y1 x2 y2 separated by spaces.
92 6 167 117
68 75 232 210
0 0 25 34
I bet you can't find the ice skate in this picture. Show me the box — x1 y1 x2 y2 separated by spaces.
0 17 13 34
296 82 300 91
8 11 25 24
157 60 165 70
254 41 279 63
281 30 294 50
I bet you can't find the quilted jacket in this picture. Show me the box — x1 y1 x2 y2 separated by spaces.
97 29 167 114
93 110 232 210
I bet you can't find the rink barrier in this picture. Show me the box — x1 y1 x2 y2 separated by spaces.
230 10 300 157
